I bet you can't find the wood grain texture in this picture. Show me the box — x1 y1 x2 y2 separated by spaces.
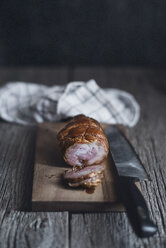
0 123 36 211
0 68 69 248
70 67 166 248
0 211 68 248
0 67 165 247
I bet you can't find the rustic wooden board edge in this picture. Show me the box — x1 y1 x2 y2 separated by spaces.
32 201 125 212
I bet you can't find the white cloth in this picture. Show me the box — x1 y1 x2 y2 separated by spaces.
0 79 140 126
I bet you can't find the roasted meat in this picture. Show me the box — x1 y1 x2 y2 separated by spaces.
57 114 108 189
57 114 109 167
64 165 104 183
68 173 103 188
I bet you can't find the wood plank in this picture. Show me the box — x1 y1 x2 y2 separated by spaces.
0 210 68 248
0 123 69 248
70 67 166 247
0 123 36 211
32 122 140 212
0 67 166 247
70 212 166 248
70 213 142 248
0 67 69 248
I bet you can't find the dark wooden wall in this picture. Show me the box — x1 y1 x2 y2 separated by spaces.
0 1 166 66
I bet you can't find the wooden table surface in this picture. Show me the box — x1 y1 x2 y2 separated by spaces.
0 67 166 248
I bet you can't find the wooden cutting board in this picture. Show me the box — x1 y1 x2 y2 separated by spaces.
32 122 141 212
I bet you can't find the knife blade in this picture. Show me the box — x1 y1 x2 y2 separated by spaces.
104 125 157 238
104 125 149 180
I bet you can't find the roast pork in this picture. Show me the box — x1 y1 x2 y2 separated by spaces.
57 114 109 167
64 165 104 183
57 115 108 189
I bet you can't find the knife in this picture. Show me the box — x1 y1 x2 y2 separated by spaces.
104 125 157 238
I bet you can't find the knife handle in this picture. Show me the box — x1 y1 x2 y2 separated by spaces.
119 177 157 238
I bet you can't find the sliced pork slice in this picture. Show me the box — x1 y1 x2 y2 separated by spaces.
64 165 104 183
68 173 103 188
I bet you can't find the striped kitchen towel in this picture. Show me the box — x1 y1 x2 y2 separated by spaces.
0 79 140 126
